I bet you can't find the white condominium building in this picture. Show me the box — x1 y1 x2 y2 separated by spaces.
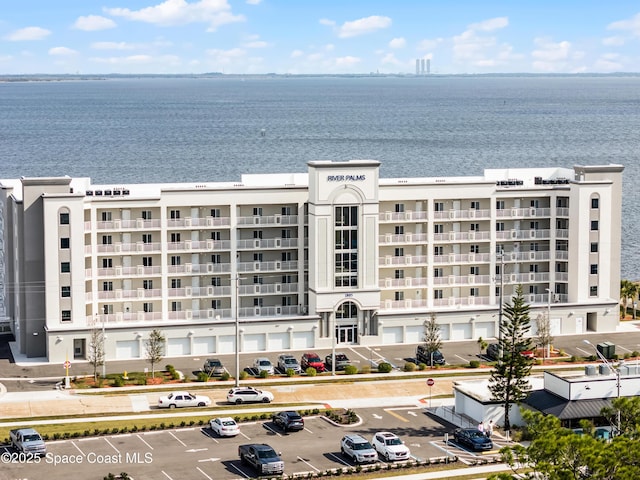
0 160 623 363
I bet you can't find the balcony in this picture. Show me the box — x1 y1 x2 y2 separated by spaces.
379 255 428 266
379 277 428 288
238 305 301 317
168 286 232 298
237 260 299 273
237 215 298 226
433 209 491 220
167 263 232 274
239 283 299 295
496 229 550 241
495 207 551 218
237 238 298 249
379 299 428 310
167 240 231 251
88 219 162 231
167 216 232 229
379 211 429 222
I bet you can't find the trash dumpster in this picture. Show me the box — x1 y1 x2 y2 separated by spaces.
597 341 615 359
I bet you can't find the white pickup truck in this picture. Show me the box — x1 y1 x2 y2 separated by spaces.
9 428 47 456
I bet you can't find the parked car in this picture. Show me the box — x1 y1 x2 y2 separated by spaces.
415 345 446 366
277 354 302 374
301 352 326 372
158 391 211 409
325 352 351 370
371 431 411 461
271 411 305 432
253 357 275 375
209 417 240 437
203 358 225 376
341 434 378 464
227 386 274 404
453 428 494 451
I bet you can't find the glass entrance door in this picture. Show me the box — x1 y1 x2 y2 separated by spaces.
336 325 358 344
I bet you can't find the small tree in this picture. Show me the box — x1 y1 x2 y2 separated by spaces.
477 336 488 357
144 329 165 378
422 312 443 359
535 311 554 363
488 285 533 432
87 328 105 381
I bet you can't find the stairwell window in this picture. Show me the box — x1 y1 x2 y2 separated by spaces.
60 238 70 249
61 310 72 322
590 264 598 275
591 198 599 209
61 286 71 297
591 220 599 231
590 286 598 297
61 262 70 273
59 212 70 224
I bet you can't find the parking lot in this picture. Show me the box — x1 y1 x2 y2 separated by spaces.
0 406 503 480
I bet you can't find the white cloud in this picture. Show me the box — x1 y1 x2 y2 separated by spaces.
319 18 336 27
49 47 78 56
418 38 443 51
325 44 335 51
335 55 361 66
602 36 625 46
90 55 154 64
91 41 136 50
531 37 571 62
73 15 117 31
104 0 245 31
388 37 405 49
337 15 392 38
469 17 508 32
451 17 517 69
0 55 14 63
205 47 247 65
5 26 51 41
246 0 262 4
380 53 401 65
607 12 640 36
244 40 268 48
290 49 304 58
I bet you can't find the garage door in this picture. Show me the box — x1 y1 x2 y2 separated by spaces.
292 331 314 349
218 335 235 354
474 322 494 339
115 340 140 360
268 332 289 351
451 323 472 341
193 337 215 355
439 324 450 341
243 334 265 352
405 326 423 344
167 338 190 356
382 326 402 344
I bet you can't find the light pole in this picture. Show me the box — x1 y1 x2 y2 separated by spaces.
102 315 106 378
497 247 504 365
584 339 621 434
235 273 240 387
545 287 552 359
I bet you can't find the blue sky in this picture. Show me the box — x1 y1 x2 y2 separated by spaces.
2 0 640 75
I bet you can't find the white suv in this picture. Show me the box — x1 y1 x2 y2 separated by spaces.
371 431 411 461
226 387 274 404
341 434 378 464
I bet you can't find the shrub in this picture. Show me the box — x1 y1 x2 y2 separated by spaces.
137 377 146 386
259 369 269 379
570 355 578 363
312 408 320 415
632 350 640 358
377 362 392 373
624 352 631 359
404 361 417 372
171 370 181 380
165 364 175 373
239 370 249 380
306 367 317 377
286 368 296 377
469 360 480 368
196 371 209 382
220 371 230 381
359 365 371 374
343 365 358 375
113 376 125 387
418 362 427 371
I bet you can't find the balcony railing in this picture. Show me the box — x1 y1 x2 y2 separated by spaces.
379 255 428 266
495 207 551 218
378 233 428 244
167 217 231 228
236 215 298 226
379 211 429 222
379 277 428 288
237 238 298 249
237 260 299 273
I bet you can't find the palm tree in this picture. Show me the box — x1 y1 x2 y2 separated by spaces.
620 280 637 319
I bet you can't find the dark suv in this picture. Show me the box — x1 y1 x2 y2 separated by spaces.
415 345 445 366
271 410 304 432
301 352 325 372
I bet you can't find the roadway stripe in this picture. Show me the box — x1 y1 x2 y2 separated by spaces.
304 427 314 434
196 467 214 480
383 409 410 423
455 354 469 364
71 441 86 456
169 431 187 447
240 431 251 440
137 434 154 450
617 345 631 353
161 471 174 480
104 437 120 454
297 456 320 472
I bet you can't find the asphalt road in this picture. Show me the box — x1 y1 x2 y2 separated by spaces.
0 405 502 480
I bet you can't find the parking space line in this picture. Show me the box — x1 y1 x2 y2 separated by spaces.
383 409 410 423
239 431 251 440
71 441 86 456
304 427 314 434
263 424 282 437
576 347 591 355
196 466 214 480
327 452 351 466
168 431 187 447
161 470 174 480
429 440 463 462
229 463 251 478
618 345 631 353
78 437 100 442
104 437 120 454
201 430 219 443
296 456 320 472
454 354 469 364
137 434 154 450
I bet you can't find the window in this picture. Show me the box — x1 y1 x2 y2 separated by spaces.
102 235 112 245
253 230 262 239
591 220 599 231
211 300 221 309
395 270 404 279
434 246 443 256
170 210 180 219
103 258 113 268
496 200 505 210
335 205 358 288
395 203 405 213
102 281 113 291
590 264 598 275
101 211 112 221
590 242 598 253
282 275 294 283
60 238 70 249
171 301 182 311
281 229 292 239
59 212 70 224
61 310 72 322
530 200 540 208
591 198 599 209
282 206 292 216
254 253 263 262
211 254 221 264
143 303 153 313
103 304 113 314
530 221 539 230
471 201 480 210
142 257 152 267
254 298 263 307
281 296 293 306
61 286 71 297
470 266 479 275
143 234 153 243
590 286 598 297
211 277 221 286
143 280 153 289
530 242 539 251
171 279 181 288
169 233 180 243
141 210 152 220
470 223 479 231
529 264 539 273
253 275 263 284
434 224 444 234
210 208 220 218
253 207 263 216
470 288 479 297
171 255 181 265
434 202 444 212
394 248 404 257
61 262 70 273
529 285 538 294
394 291 404 301
211 231 221 240
394 225 404 235
470 244 479 254
434 268 443 277
434 289 443 299
495 222 505 231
